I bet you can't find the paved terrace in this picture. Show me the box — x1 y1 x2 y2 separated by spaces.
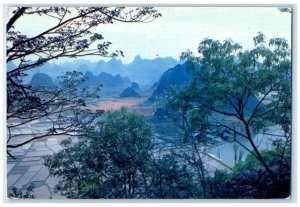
7 135 67 199
7 136 231 199
6 117 234 199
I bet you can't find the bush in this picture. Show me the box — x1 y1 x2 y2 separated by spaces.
209 154 291 198
44 107 152 198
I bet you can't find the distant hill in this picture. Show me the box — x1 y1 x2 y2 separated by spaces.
81 71 131 96
94 57 125 76
125 55 178 85
22 63 67 84
131 82 140 91
120 87 141 98
29 73 55 87
150 61 263 117
149 62 194 101
92 55 178 85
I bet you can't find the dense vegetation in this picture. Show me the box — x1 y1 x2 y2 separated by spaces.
209 150 290 198
44 108 199 198
43 34 291 199
7 6 291 200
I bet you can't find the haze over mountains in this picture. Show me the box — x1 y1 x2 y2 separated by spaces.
29 71 133 96
81 71 132 95
8 55 181 97
125 55 178 85
12 55 178 86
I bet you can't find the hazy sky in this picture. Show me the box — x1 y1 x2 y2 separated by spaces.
11 7 292 64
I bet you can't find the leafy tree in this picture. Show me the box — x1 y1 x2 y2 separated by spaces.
6 7 161 157
44 108 202 199
146 153 199 198
209 151 291 198
167 33 291 183
44 108 153 198
155 75 219 197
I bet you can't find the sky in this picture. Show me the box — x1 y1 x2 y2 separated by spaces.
97 7 291 63
9 7 292 64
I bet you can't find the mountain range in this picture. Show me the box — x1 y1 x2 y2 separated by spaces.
81 71 131 95
28 71 132 96
11 56 178 86
125 55 178 85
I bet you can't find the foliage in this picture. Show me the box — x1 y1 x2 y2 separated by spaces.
145 154 199 198
7 71 104 152
44 108 152 198
8 184 35 199
230 148 290 177
278 8 292 13
165 33 291 182
44 108 201 199
209 153 291 198
7 7 161 71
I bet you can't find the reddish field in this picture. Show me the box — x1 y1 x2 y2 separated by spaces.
86 98 155 116
88 99 138 111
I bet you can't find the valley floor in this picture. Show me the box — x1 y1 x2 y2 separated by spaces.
6 96 285 199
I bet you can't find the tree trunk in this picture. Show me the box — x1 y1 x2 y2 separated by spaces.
244 122 277 181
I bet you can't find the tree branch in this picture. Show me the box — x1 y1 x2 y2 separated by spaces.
7 7 28 32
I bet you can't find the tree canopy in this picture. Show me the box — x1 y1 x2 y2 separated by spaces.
6 7 161 156
165 33 291 182
44 108 199 198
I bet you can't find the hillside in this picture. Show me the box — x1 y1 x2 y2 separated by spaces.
81 71 131 96
94 57 125 76
120 87 141 98
29 73 55 87
149 62 193 101
125 55 178 85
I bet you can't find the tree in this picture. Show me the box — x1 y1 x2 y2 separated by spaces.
145 153 199 198
167 33 291 183
44 108 153 198
208 151 291 198
7 71 103 153
44 108 202 199
155 75 219 197
6 7 161 157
